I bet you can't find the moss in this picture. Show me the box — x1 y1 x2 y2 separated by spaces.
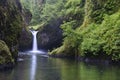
80 0 93 28
0 40 14 64
50 44 77 58
0 0 23 62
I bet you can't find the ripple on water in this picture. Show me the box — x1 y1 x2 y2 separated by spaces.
18 50 48 58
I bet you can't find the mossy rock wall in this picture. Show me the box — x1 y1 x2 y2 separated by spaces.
0 0 23 62
19 29 32 51
0 40 14 65
18 8 32 51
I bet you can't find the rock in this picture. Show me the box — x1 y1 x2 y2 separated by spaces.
0 40 14 68
22 8 32 26
0 0 24 62
37 19 63 50
19 8 32 51
19 29 32 51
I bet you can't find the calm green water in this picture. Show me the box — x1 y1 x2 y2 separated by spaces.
0 52 120 80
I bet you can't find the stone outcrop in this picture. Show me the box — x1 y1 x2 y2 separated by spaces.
0 0 24 66
19 29 32 51
18 8 32 51
0 40 14 68
37 19 63 50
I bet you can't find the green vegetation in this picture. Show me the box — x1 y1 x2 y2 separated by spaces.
20 0 44 25
20 0 120 61
49 0 120 61
91 0 120 23
79 13 120 60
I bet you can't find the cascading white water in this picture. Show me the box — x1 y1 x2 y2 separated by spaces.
29 30 45 54
31 31 38 51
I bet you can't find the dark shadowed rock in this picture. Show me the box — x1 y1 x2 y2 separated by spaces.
0 40 14 69
37 19 63 50
19 29 32 51
0 0 24 63
18 8 32 51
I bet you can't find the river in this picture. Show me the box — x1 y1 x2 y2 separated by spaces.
0 52 120 80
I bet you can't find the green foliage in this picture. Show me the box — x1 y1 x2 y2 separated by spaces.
20 0 43 25
79 24 102 56
83 12 120 60
61 21 82 49
91 0 120 23
63 0 84 25
21 0 120 61
102 13 120 60
79 0 93 28
80 13 120 60
50 11 120 61
21 0 84 28
50 21 82 57
65 0 85 22
40 0 64 24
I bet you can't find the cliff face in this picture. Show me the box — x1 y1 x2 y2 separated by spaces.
0 0 24 65
19 29 32 51
18 8 32 51
0 40 14 66
37 19 63 50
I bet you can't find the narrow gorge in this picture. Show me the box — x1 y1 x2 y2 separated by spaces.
0 0 120 80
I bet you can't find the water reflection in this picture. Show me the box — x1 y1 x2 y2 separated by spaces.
0 53 120 80
53 58 120 80
30 55 37 80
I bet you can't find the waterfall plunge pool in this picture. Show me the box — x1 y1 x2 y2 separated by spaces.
0 52 120 80
1 30 119 80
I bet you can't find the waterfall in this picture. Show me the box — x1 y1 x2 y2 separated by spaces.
31 31 38 51
29 30 45 54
